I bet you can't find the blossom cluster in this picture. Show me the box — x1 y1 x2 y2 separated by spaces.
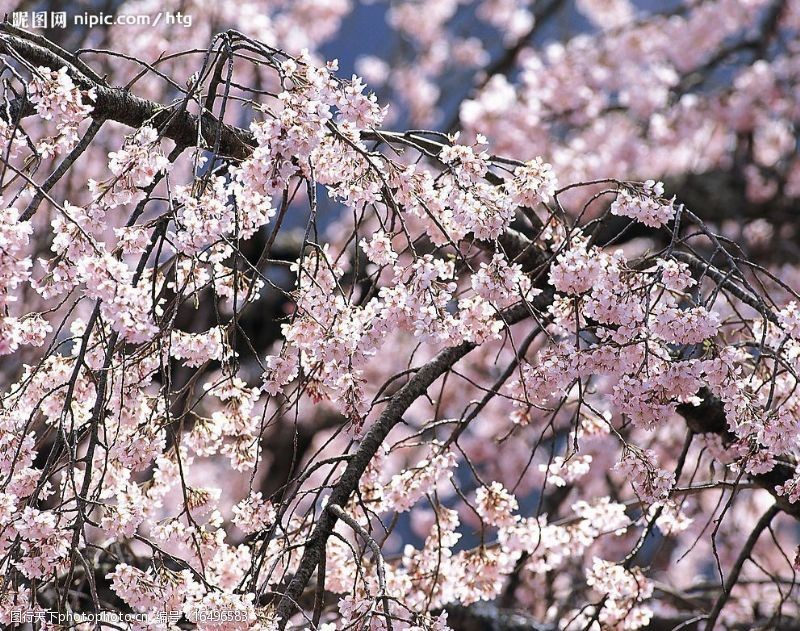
90 125 169 208
2 24 799 631
610 180 676 228
0 203 51 355
28 66 95 157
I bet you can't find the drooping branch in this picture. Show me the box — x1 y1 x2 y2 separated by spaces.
273 294 552 626
0 25 481 166
704 503 781 630
677 392 800 518
0 23 255 159
5 23 800 630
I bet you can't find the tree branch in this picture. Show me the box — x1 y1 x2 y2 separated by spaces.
273 293 552 627
704 503 780 630
0 23 255 159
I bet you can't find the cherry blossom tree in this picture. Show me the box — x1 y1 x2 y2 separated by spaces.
0 1 799 630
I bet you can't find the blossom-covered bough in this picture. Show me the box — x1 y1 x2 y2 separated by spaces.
0 5 799 630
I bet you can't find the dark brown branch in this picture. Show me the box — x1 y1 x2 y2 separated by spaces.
0 23 255 159
677 391 800 518
20 118 104 221
704 503 780 630
273 293 552 627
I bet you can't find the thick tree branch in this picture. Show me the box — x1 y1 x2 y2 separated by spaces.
0 23 255 159
677 392 800 518
273 293 553 627
704 503 780 630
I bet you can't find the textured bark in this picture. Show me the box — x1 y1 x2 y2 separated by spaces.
677 390 800 518
273 290 555 626
0 24 255 159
